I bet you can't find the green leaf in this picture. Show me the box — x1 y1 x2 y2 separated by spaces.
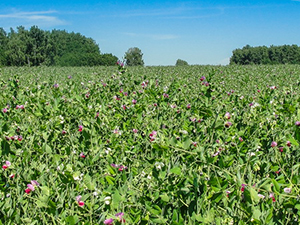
65 215 79 225
272 179 280 192
170 167 181 175
40 186 50 196
182 138 192 149
288 137 299 147
105 176 115 185
160 193 170 202
250 187 259 203
42 143 52 153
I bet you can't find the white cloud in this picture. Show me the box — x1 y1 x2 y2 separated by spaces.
0 10 66 28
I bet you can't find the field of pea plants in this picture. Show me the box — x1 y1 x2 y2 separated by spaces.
1 64 300 224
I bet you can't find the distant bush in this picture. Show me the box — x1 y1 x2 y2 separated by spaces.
176 59 188 66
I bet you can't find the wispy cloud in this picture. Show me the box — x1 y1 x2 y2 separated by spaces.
123 32 179 40
0 10 66 28
105 4 225 20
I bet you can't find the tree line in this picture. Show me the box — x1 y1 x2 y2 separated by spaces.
0 26 118 66
230 44 300 65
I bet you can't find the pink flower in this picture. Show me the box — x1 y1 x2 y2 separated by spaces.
279 146 283 152
269 193 276 202
2 161 11 170
187 104 191 109
271 141 277 148
241 184 246 192
192 142 197 147
284 188 292 193
62 130 67 135
78 125 83 132
132 99 137 104
163 93 169 98
200 76 205 81
149 131 157 141
118 165 127 171
31 180 40 186
239 137 243 142
115 212 125 223
76 195 84 207
80 152 86 158
27 184 35 191
104 218 114 225
132 129 138 133
295 121 300 126
2 108 8 113
286 141 291 147
25 189 31 194
9 174 15 178
224 112 231 120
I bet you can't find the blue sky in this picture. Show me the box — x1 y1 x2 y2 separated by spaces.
1 0 300 66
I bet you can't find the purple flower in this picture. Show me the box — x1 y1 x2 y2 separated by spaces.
2 108 8 113
271 141 277 148
104 218 114 224
295 121 300 126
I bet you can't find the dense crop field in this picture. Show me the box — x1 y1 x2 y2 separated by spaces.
1 64 300 224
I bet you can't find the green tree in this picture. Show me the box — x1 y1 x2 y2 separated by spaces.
124 47 144 66
0 28 8 65
99 53 118 66
175 59 188 66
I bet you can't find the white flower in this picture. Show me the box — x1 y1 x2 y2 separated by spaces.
105 148 111 154
257 194 265 199
284 188 292 193
104 196 111 205
74 176 80 180
155 162 164 170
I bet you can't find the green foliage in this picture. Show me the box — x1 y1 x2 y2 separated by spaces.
0 26 118 66
230 44 300 65
124 47 144 66
99 53 119 66
175 59 188 66
1 65 300 224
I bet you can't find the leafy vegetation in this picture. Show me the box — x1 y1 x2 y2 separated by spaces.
0 26 118 66
1 64 300 224
230 44 300 65
175 59 188 66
